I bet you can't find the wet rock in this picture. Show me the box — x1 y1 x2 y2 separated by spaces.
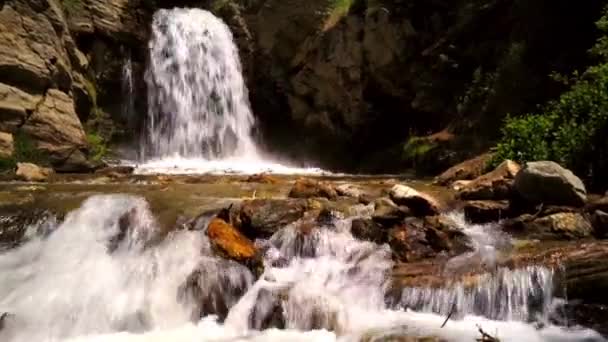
246 173 279 184
389 185 442 217
586 196 608 213
289 178 338 200
591 210 608 238
388 218 453 262
458 160 521 200
514 161 587 207
0 209 58 249
336 183 364 198
351 218 387 244
372 197 410 226
248 287 287 330
0 132 14 159
15 162 53 182
178 260 252 322
423 216 473 255
207 217 258 263
503 212 593 240
239 199 307 239
435 153 494 186
463 200 512 224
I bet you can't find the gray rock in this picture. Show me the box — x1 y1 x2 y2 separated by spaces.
514 161 587 207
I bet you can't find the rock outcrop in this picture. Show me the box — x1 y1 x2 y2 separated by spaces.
0 132 13 159
435 153 494 186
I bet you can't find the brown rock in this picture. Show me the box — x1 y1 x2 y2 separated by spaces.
246 173 279 184
207 217 257 263
15 162 53 182
351 218 387 244
458 160 521 200
95 166 135 176
388 218 455 262
389 184 442 217
289 178 337 200
503 212 593 240
239 199 307 239
464 200 512 224
372 197 411 226
434 153 494 185
0 132 14 159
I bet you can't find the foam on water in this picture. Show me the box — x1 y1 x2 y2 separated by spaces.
0 196 605 342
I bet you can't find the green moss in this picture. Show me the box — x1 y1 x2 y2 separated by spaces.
61 0 84 14
86 132 108 162
402 136 438 161
0 132 47 170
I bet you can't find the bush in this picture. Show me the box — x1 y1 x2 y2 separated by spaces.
87 132 108 162
493 8 608 188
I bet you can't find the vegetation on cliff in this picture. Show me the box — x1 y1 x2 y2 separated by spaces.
494 7 608 189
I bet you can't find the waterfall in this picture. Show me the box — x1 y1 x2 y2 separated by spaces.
0 197 604 342
144 8 257 161
122 52 136 127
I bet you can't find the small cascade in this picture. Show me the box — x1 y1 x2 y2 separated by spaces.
144 8 257 160
398 266 555 321
0 197 604 342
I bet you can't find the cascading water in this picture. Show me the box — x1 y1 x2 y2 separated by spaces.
145 8 257 160
137 8 323 175
0 195 605 342
122 52 136 128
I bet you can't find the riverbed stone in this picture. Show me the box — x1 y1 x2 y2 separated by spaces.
458 160 521 200
503 212 593 240
15 162 53 182
463 200 511 224
351 218 387 244
289 178 338 200
239 199 307 239
389 185 441 217
372 197 410 226
513 161 587 207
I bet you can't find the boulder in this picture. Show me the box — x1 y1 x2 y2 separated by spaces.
21 89 90 171
372 197 411 226
388 218 454 262
0 132 13 159
503 212 593 240
458 160 521 200
389 184 442 217
248 288 287 330
239 199 307 239
289 178 338 200
435 153 494 185
351 218 387 244
177 260 252 322
513 161 587 207
463 200 511 224
15 162 53 182
206 217 258 263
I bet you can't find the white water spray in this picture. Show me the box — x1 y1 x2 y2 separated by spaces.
0 197 604 342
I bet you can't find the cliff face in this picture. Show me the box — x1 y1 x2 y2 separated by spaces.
0 0 604 172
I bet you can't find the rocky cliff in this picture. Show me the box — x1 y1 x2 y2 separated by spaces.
0 0 605 173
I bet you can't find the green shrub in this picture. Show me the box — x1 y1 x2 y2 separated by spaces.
87 132 108 162
0 132 46 170
493 8 608 187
